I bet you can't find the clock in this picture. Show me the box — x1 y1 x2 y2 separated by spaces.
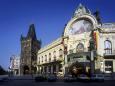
69 19 93 35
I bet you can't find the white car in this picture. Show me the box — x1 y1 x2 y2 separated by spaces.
91 74 104 82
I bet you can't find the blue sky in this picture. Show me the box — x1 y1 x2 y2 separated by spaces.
0 0 115 70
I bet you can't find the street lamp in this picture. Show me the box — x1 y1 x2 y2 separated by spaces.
89 29 97 76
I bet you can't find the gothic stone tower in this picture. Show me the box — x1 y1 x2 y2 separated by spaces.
20 24 41 75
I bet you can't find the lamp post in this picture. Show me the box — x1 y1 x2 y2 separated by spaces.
89 29 96 76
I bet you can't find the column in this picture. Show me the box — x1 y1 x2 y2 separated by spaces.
113 60 115 72
64 54 68 75
112 60 115 79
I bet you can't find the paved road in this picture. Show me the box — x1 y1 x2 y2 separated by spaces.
0 76 115 86
1 80 115 86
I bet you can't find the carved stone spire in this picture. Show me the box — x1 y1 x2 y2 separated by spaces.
27 24 37 40
94 10 102 24
74 3 91 17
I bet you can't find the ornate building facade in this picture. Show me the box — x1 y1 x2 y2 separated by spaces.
20 24 41 75
37 4 115 78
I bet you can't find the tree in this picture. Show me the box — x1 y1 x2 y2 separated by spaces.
0 65 7 75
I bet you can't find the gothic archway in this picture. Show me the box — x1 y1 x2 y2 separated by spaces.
69 61 85 76
23 65 29 74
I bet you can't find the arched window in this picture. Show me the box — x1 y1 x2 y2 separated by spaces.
76 43 84 52
38 57 40 64
59 49 63 57
53 51 56 61
104 40 112 54
49 53 51 62
45 55 47 62
42 56 43 63
53 51 56 57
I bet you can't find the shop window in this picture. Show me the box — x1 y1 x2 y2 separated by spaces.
49 66 51 73
104 40 112 54
53 65 56 73
105 61 113 73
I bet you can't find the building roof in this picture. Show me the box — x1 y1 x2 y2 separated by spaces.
99 23 115 32
38 37 62 54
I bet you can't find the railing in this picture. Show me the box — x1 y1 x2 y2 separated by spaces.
104 52 115 56
39 55 64 65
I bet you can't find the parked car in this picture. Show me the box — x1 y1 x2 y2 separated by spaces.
35 75 46 82
90 74 104 82
64 75 77 82
57 72 64 79
77 74 90 82
47 74 57 82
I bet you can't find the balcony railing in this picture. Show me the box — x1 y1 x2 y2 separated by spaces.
104 52 115 56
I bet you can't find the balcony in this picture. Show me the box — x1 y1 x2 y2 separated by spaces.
104 49 115 55
104 52 115 59
104 53 115 56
